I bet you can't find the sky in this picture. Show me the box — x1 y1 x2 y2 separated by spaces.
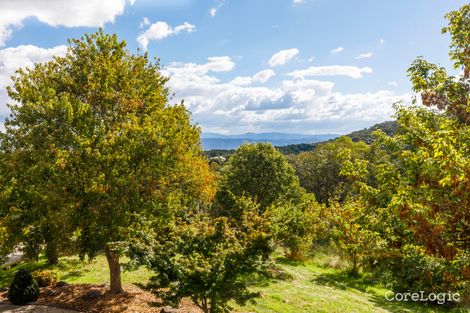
0 0 466 135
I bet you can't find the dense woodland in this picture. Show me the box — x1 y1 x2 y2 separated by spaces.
0 4 469 313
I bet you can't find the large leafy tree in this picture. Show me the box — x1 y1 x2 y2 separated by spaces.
216 143 306 214
361 4 469 297
1 30 215 293
215 143 318 259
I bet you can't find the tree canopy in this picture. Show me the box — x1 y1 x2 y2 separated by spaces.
1 30 215 293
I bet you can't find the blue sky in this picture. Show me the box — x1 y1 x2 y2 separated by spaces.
0 0 466 134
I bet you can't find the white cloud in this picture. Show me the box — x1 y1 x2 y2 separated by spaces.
139 17 150 28
162 58 407 134
293 0 304 3
137 21 196 50
0 0 133 46
210 0 225 17
355 52 373 59
288 65 372 79
380 38 385 44
268 48 299 67
0 44 68 114
331 47 344 54
388 81 398 87
230 69 275 86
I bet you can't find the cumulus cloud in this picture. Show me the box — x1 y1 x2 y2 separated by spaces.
331 47 344 54
0 44 68 114
230 69 275 86
268 48 299 67
137 21 196 50
163 58 407 134
293 0 304 3
0 0 133 46
139 17 150 28
288 65 372 79
388 81 398 87
210 8 217 17
355 52 373 59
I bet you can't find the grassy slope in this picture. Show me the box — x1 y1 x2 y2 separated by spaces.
1 254 467 313
234 257 466 313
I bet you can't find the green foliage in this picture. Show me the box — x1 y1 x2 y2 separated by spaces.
32 269 59 287
408 4 469 123
290 136 387 205
377 245 468 298
1 29 216 292
216 143 305 214
8 269 39 305
328 200 385 275
275 143 317 155
214 143 320 259
267 197 324 260
352 4 470 302
141 210 271 313
346 121 398 144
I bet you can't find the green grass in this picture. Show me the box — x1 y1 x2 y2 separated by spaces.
0 254 152 288
1 253 468 313
232 256 468 313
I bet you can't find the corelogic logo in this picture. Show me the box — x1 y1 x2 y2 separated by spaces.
385 291 461 305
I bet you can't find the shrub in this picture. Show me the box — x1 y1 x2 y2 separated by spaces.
8 269 39 304
140 211 272 313
32 270 59 287
378 245 469 302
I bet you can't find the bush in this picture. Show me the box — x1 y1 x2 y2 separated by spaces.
8 269 39 304
378 245 469 302
32 270 59 287
139 211 272 313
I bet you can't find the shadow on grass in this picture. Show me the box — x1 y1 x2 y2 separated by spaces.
274 256 305 267
312 271 464 313
0 257 89 288
311 270 376 293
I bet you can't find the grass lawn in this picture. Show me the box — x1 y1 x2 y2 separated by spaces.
1 253 468 313
233 256 467 313
0 255 152 287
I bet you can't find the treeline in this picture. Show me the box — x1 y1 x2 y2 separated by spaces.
0 4 469 313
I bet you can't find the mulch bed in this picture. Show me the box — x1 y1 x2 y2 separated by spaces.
0 284 202 313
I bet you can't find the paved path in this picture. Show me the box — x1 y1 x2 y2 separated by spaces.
0 304 79 313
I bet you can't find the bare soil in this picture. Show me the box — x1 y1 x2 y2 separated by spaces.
0 284 202 313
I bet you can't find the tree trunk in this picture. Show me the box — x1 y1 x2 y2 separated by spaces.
45 241 59 265
105 247 123 294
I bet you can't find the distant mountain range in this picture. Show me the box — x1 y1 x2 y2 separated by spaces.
203 121 399 156
201 132 339 150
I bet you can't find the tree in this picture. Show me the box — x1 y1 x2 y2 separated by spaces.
214 143 318 258
2 30 215 293
139 201 271 313
216 143 306 214
289 136 385 205
0 96 75 265
329 200 384 275
361 4 469 298
266 195 325 260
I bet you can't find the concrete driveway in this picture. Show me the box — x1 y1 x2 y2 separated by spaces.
0 304 79 313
